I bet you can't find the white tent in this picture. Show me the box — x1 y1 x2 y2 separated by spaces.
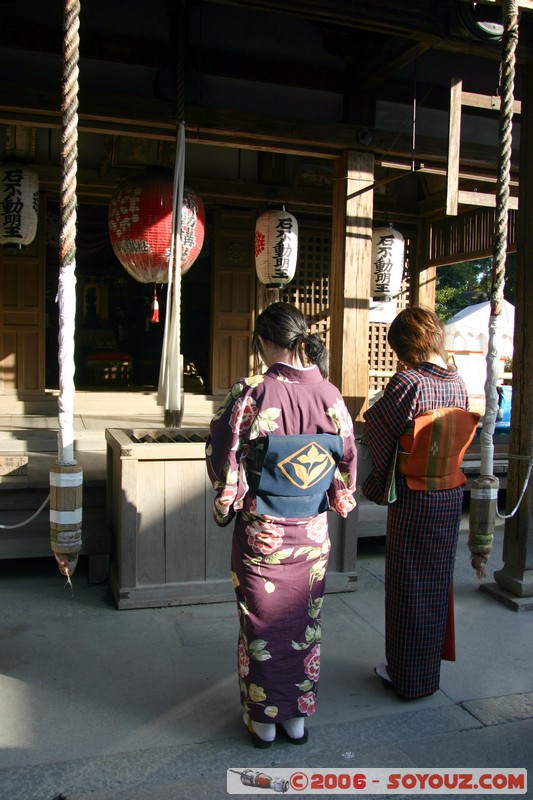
444 300 515 359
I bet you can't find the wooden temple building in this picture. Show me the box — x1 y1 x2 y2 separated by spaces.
0 0 532 605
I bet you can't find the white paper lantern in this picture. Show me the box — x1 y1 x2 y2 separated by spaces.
255 208 298 288
0 163 39 247
371 224 405 300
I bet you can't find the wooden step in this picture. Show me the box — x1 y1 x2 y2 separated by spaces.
0 391 222 417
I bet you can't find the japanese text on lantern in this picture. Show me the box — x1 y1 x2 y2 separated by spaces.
272 217 294 280
181 197 200 264
373 233 396 295
1 168 25 240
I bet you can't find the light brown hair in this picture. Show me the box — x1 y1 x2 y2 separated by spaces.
387 306 445 367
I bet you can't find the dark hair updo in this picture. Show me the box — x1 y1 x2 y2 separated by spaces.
252 302 329 377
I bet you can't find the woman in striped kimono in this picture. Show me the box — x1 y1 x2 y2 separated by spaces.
362 307 478 699
206 303 357 747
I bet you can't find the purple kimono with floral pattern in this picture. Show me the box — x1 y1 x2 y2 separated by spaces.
206 362 357 724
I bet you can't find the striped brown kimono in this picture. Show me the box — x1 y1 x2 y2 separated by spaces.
362 362 471 699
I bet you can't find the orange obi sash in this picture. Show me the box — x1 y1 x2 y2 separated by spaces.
397 407 480 490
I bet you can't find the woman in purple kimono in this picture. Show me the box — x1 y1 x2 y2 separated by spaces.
206 303 357 747
363 307 478 699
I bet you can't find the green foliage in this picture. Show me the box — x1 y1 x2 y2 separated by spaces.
435 255 516 321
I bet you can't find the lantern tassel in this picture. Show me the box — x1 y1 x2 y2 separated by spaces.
151 284 160 323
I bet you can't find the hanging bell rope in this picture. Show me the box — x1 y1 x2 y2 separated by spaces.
51 0 83 585
158 1 187 428
468 0 519 578
158 123 185 426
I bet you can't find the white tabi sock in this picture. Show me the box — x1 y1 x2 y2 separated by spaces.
281 717 305 739
251 720 276 741
244 713 276 742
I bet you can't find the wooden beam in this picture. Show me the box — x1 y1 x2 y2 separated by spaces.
458 189 519 209
446 77 520 215
33 164 334 210
461 90 522 115
0 78 516 169
379 157 519 186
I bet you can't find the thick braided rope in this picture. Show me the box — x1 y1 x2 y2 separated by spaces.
57 0 80 463
60 0 79 263
471 1 519 574
492 0 519 311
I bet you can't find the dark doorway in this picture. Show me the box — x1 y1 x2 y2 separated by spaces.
45 201 211 391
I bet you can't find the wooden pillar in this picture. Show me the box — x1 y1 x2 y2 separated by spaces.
446 77 462 217
330 150 374 427
410 221 436 309
483 61 533 608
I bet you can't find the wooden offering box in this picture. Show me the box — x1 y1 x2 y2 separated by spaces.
106 428 357 610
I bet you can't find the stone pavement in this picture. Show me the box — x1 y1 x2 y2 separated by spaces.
0 519 531 800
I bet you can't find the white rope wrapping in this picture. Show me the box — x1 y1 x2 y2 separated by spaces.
471 487 498 501
481 315 503 476
158 120 185 419
57 269 77 463
49 470 83 487
50 508 83 525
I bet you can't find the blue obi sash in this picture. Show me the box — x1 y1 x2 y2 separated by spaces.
247 433 343 518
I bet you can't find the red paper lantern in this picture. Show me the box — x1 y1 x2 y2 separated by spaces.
255 208 298 288
108 167 205 283
0 162 39 248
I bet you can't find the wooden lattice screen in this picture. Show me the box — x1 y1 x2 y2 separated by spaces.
429 207 517 267
281 227 412 392
281 227 331 346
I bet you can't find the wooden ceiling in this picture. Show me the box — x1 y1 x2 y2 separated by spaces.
0 0 528 217
2 0 531 107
